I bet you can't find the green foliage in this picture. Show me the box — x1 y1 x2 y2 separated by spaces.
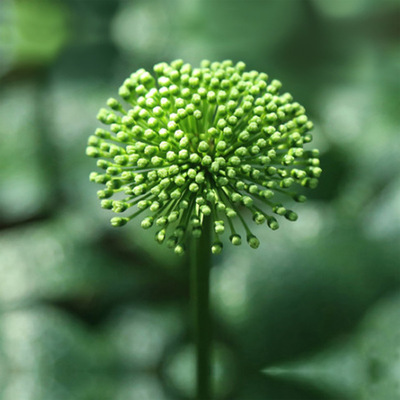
263 292 400 400
0 0 68 72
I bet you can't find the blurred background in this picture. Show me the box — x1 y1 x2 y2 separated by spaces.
0 0 399 399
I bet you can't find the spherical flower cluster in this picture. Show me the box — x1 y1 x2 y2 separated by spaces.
86 60 321 254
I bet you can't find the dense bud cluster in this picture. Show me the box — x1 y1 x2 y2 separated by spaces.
86 60 321 254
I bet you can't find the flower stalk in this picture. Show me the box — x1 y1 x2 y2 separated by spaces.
190 215 212 400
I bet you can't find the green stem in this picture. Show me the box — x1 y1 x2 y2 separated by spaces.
190 215 212 400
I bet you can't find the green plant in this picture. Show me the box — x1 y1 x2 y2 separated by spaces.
86 59 320 399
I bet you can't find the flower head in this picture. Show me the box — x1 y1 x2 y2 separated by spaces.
86 60 321 254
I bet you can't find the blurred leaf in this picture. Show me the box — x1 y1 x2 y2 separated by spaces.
0 214 155 307
311 0 371 18
0 306 114 400
263 291 400 400
213 222 400 369
0 0 69 69
0 81 52 221
111 0 303 65
104 306 183 370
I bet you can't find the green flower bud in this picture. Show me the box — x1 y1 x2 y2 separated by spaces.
101 199 113 209
174 244 185 255
141 217 154 229
267 216 279 230
247 234 260 249
111 217 128 227
211 242 223 254
229 234 242 246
